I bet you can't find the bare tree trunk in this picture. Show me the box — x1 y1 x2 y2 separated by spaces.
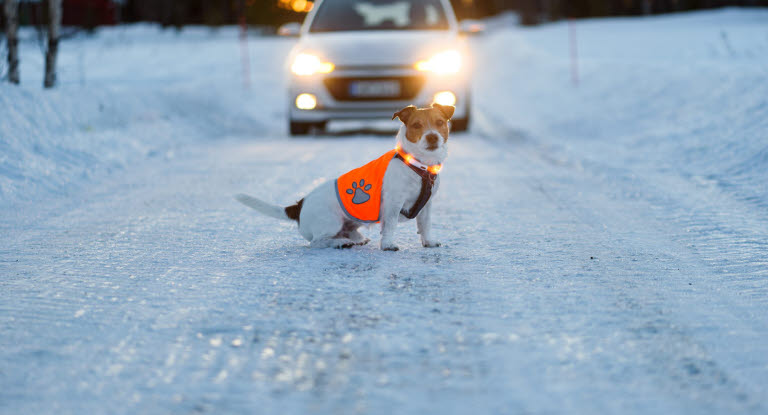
4 0 20 84
44 0 62 88
642 0 653 15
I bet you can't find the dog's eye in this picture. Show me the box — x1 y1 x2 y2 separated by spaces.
412 122 422 129
436 120 444 127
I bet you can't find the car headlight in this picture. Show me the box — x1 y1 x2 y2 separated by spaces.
415 50 462 74
291 53 335 76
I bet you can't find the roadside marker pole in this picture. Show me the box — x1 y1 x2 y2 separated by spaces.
239 4 251 90
568 18 579 86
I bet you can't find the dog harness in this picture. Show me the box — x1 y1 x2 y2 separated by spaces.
335 145 442 223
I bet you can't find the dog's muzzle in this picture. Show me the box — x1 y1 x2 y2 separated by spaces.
425 132 441 150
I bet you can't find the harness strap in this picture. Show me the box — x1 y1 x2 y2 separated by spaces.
395 152 438 219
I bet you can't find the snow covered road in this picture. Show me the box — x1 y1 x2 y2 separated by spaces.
5 130 766 414
2 9 768 414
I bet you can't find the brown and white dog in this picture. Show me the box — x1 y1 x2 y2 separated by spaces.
236 103 454 250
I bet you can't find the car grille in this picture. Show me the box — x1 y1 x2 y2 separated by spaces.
323 76 425 101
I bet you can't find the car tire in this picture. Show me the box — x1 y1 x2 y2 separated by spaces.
451 116 470 132
450 94 471 132
289 121 326 136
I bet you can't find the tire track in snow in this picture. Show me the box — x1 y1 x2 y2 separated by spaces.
3 127 766 413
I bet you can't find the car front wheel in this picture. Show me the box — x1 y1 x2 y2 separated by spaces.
289 121 326 136
450 116 470 132
450 94 471 132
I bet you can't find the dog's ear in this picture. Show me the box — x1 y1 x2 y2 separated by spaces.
431 103 455 120
392 105 417 124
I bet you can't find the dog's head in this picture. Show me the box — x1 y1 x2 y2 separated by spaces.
392 103 454 164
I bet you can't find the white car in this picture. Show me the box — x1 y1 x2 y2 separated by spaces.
285 0 473 135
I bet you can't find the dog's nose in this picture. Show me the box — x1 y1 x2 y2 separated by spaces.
425 133 439 145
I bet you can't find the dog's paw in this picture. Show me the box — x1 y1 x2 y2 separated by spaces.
381 243 400 251
422 240 442 248
329 238 357 249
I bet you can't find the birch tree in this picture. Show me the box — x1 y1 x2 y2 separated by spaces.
3 0 19 84
44 0 62 88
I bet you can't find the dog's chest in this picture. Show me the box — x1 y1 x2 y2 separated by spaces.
384 161 440 217
401 175 422 208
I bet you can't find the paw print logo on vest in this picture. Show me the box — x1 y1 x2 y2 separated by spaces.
347 179 372 204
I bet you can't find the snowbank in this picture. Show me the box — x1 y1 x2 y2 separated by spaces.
476 7 768 209
0 25 291 207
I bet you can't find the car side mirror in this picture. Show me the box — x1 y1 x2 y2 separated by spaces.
277 22 302 37
459 20 485 36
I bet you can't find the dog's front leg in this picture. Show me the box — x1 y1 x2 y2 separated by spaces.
379 213 400 251
379 200 401 251
417 199 440 248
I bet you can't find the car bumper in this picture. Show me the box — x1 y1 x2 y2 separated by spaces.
288 67 469 122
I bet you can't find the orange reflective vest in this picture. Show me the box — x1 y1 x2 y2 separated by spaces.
335 150 397 223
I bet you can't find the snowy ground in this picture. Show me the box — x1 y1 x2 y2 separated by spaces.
2 8 768 414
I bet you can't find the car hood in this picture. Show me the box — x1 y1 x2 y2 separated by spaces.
293 31 461 67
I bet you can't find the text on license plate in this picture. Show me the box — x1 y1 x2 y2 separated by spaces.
348 80 401 97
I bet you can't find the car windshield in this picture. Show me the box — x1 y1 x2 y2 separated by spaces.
309 0 450 33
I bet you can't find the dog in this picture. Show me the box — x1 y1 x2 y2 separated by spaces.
236 103 454 250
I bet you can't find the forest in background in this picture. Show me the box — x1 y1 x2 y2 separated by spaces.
1 0 767 31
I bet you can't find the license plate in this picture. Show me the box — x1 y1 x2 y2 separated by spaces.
348 80 401 97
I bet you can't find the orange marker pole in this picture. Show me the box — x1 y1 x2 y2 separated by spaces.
238 1 251 90
568 18 579 86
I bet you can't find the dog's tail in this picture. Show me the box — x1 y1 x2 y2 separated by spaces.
235 194 303 222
